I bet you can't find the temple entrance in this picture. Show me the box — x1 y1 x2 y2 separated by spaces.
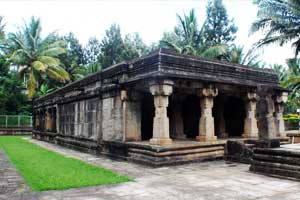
224 96 246 137
182 95 201 138
141 93 154 140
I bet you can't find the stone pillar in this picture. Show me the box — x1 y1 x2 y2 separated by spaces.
121 90 142 142
196 86 218 142
243 92 259 138
56 106 60 133
170 96 185 139
35 110 40 130
149 80 173 146
275 92 288 138
45 108 52 131
266 95 277 139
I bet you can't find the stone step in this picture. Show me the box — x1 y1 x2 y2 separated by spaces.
250 163 300 181
128 149 224 167
253 153 300 166
252 160 300 172
127 144 225 167
250 147 300 181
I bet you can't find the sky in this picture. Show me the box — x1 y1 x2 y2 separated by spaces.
0 0 294 66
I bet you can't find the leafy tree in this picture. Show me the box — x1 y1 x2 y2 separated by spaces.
8 17 70 98
60 32 86 81
122 32 148 60
100 24 149 69
83 37 101 68
0 71 31 115
251 0 300 56
99 23 124 68
203 0 238 47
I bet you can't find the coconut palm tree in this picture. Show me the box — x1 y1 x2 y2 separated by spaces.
251 0 300 56
8 17 70 98
161 9 228 59
227 46 261 68
282 58 300 98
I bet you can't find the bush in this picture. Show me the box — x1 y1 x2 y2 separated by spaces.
283 113 300 123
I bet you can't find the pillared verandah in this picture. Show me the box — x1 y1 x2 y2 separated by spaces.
32 48 288 166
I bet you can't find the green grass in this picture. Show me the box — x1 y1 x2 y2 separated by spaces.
0 136 131 191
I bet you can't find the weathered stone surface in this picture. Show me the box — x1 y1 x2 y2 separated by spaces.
225 140 254 164
250 144 300 181
149 81 173 146
197 86 218 142
243 92 259 138
121 90 142 142
0 150 31 200
32 48 288 165
102 96 123 141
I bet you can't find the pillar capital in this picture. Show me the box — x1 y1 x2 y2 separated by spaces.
197 85 218 142
273 93 287 138
149 80 173 146
149 80 174 96
246 91 258 102
243 92 259 138
274 91 288 104
198 85 218 98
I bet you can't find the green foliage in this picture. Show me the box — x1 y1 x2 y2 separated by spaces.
160 9 202 55
0 136 131 191
0 71 31 115
122 32 149 60
283 113 300 123
203 0 238 47
59 32 86 81
8 16 70 98
0 16 5 41
100 24 148 69
251 0 300 56
226 45 261 67
160 0 239 61
100 24 125 68
84 37 101 65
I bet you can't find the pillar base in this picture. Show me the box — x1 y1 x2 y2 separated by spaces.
173 133 186 139
196 135 217 142
242 133 259 139
150 138 172 146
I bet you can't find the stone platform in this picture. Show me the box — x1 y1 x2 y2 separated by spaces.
250 144 300 181
103 139 227 167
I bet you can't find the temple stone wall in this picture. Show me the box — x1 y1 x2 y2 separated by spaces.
102 96 123 141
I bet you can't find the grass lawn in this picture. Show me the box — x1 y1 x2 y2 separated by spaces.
0 136 131 191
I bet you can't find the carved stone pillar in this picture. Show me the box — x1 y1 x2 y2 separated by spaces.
170 95 185 139
266 95 277 139
149 80 173 146
196 86 218 142
243 92 259 138
121 90 142 142
275 92 288 138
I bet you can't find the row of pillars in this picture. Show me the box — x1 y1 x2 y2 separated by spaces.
127 80 287 146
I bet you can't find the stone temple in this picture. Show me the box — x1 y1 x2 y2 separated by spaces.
32 48 289 167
